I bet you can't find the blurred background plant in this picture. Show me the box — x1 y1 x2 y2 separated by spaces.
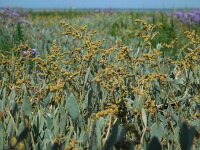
174 9 200 26
0 8 31 54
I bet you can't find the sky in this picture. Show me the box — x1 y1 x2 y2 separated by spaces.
0 0 200 9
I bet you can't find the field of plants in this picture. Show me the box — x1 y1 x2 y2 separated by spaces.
0 8 200 150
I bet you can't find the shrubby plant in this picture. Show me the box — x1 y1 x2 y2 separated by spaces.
0 11 200 150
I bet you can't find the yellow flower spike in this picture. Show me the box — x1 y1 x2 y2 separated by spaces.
60 21 65 25
134 19 145 24
11 137 17 146
133 108 139 115
157 23 163 28
17 142 25 150
16 79 24 85
95 78 101 83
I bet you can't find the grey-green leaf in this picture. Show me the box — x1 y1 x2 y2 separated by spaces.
22 91 32 116
0 121 4 150
89 120 98 150
66 93 79 122
84 66 91 86
59 105 67 135
150 123 164 141
142 108 147 127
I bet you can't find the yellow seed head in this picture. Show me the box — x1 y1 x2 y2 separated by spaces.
17 142 25 150
11 137 17 146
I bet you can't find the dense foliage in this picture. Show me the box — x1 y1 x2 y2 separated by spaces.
0 8 200 150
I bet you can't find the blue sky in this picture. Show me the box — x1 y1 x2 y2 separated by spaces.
0 0 200 9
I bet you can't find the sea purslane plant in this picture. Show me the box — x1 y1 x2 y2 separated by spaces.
174 9 200 25
0 12 200 149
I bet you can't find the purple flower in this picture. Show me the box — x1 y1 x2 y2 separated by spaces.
22 49 39 58
174 9 200 25
1 8 19 19
0 7 30 24
31 49 40 57
22 50 30 55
